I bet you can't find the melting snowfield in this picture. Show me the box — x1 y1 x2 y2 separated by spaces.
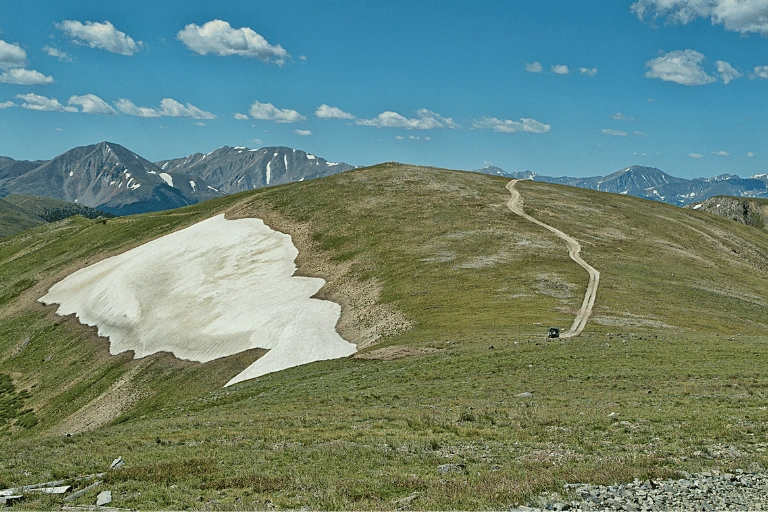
39 214 356 386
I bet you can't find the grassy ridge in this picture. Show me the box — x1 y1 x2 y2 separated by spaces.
0 164 767 509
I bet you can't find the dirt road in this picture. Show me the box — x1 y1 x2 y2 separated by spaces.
506 180 600 338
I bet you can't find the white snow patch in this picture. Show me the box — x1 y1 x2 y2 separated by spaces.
159 173 174 187
620 191 628 195
237 175 245 184
162 162 169 170
207 185 219 192
284 155 288 172
147 170 157 174
234 146 246 150
693 204 702 210
299 177 304 182
249 149 259 152
39 215 356 386
266 162 271 185
327 162 339 166
190 180 197 192
306 154 316 160
716 203 721 208
69 171 74 177
273 152 278 157
131 183 141 190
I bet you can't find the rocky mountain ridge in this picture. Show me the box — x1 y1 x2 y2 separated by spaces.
473 165 768 206
0 142 354 215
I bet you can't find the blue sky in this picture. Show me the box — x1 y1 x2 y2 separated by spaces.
0 0 766 178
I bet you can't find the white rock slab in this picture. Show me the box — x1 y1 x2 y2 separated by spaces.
40 214 356 386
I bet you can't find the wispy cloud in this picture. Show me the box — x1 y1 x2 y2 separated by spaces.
633 131 647 138
747 152 755 158
551 64 569 75
249 101 305 123
612 112 635 122
631 0 768 36
315 104 355 120
580 67 598 76
68 94 116 115
473 116 551 134
0 39 28 69
43 46 72 62
645 49 716 86
602 128 628 137
233 113 249 120
0 68 54 85
0 101 15 109
16 93 77 112
57 20 144 56
177 20 289 65
711 150 730 156
116 98 215 119
357 109 458 130
688 153 703 159
525 61 543 73
294 129 312 136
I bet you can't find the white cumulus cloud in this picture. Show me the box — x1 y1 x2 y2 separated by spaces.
602 128 628 136
249 101 305 123
0 101 15 109
57 20 144 56
159 98 216 119
580 67 598 76
711 150 731 156
315 104 355 120
177 20 289 65
747 151 755 157
16 93 77 112
115 99 161 118
552 64 570 75
473 116 551 134
0 39 28 69
631 0 768 36
356 109 459 130
751 65 768 79
645 49 716 85
294 129 312 136
68 94 117 115
0 68 54 85
688 153 704 158
43 46 72 62
233 113 249 120
116 98 215 119
525 61 543 73
716 60 742 84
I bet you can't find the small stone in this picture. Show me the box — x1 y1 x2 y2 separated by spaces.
96 490 112 506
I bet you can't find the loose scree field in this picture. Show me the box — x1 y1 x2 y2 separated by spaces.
0 164 767 509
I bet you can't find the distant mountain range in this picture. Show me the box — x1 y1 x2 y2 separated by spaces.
473 165 768 206
3 142 765 217
0 142 355 216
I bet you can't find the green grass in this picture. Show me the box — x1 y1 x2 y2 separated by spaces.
0 164 767 509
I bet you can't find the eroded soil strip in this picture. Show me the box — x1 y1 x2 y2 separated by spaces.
506 180 600 337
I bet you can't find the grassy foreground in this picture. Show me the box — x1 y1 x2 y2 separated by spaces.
0 164 767 509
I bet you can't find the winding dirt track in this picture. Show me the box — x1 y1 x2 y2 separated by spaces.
506 180 600 338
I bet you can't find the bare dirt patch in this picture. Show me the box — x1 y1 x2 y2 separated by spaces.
49 363 146 435
353 346 442 361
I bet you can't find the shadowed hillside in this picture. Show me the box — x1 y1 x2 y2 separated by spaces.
0 164 767 509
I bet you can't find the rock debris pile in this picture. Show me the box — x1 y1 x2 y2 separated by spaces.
516 469 768 511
